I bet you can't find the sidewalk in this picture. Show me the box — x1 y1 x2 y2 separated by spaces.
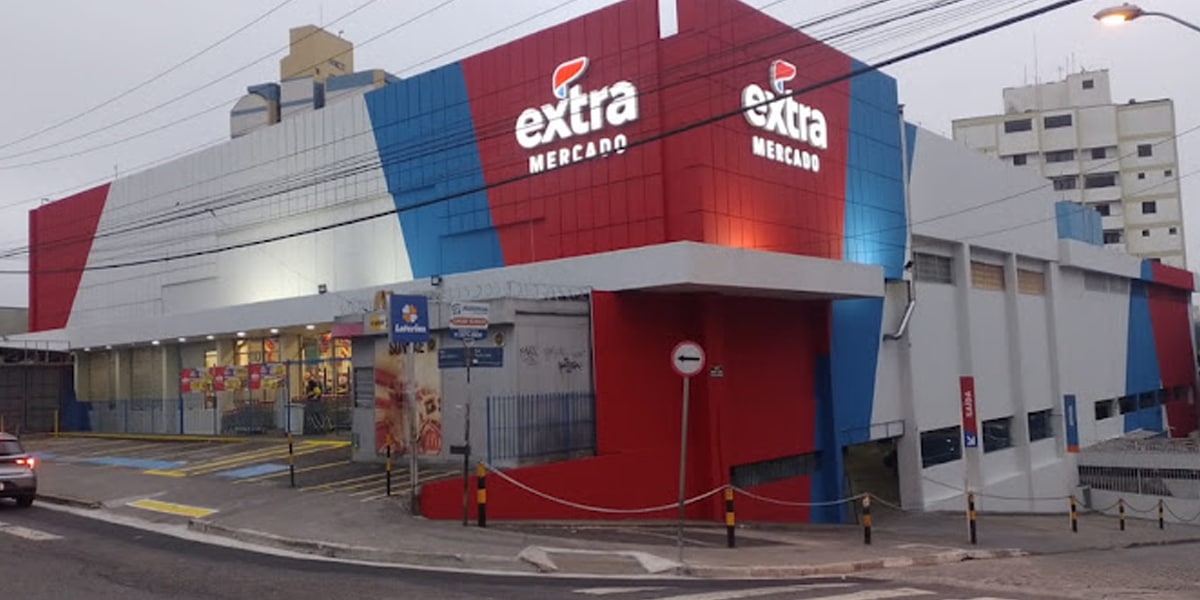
34 459 1200 579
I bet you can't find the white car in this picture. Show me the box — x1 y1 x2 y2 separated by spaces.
0 433 37 507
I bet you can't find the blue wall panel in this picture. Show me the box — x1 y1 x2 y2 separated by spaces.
844 62 906 281
1126 280 1162 395
364 63 503 278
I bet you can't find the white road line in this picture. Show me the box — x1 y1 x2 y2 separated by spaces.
643 586 934 600
0 521 62 541
789 589 938 600
574 587 669 595
629 583 855 600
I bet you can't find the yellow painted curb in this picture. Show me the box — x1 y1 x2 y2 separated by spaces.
127 498 218 518
56 432 249 444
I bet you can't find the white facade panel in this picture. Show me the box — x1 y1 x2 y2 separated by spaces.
70 95 411 330
1017 294 1054 412
1076 105 1118 149
907 282 962 432
1054 268 1130 428
967 289 1013 422
909 129 1058 260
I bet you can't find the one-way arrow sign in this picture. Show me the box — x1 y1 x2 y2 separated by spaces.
671 340 706 378
964 432 978 448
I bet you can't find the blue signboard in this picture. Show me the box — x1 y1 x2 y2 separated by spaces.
450 328 486 342
437 347 503 369
1064 394 1079 453
389 294 430 344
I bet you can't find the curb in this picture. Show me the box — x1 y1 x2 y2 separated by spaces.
53 432 250 444
683 548 1029 579
186 519 533 572
37 492 103 510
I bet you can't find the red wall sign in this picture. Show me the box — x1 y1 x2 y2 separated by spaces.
960 376 978 448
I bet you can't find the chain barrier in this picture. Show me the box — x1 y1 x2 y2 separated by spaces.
1163 502 1200 523
731 486 865 508
482 462 726 515
922 476 1072 502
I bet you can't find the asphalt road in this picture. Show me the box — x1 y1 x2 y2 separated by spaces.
0 501 1063 600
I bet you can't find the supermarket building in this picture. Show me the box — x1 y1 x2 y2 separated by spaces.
17 0 1200 523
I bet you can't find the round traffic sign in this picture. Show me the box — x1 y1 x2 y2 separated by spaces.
671 340 706 377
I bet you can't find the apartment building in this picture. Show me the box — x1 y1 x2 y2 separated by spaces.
952 69 1187 268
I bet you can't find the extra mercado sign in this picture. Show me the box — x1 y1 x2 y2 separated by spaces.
741 59 829 173
515 56 639 174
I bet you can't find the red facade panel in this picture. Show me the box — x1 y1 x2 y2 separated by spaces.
28 185 108 331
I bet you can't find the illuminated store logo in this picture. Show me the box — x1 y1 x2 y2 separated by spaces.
515 56 640 174
741 59 828 173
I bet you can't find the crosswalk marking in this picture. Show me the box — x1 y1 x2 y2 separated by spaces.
0 521 62 541
786 589 936 600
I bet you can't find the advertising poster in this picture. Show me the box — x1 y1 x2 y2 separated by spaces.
180 368 205 394
374 339 442 456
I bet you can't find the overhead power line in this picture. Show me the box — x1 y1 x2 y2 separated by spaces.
0 0 299 154
2 0 1090 276
2 0 992 257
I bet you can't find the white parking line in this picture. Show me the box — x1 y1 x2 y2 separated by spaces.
0 520 62 541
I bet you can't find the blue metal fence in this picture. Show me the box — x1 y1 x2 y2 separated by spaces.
486 392 595 463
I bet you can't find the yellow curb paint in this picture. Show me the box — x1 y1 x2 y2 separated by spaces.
57 432 248 444
143 469 188 477
127 499 217 518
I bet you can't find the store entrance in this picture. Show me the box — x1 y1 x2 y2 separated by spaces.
843 437 901 511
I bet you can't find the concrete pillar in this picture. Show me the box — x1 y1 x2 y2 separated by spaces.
952 242 980 496
1003 253 1034 509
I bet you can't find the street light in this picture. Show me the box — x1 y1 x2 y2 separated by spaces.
1094 3 1200 33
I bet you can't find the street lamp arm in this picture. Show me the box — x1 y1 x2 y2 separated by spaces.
1142 11 1200 34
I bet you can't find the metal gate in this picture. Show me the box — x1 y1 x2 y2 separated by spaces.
0 364 70 434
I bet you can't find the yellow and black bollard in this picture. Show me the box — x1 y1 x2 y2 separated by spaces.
1069 495 1078 533
862 495 872 545
476 463 487 527
1159 499 1165 530
724 487 735 548
287 432 296 488
53 409 60 438
1119 498 1126 531
967 492 977 545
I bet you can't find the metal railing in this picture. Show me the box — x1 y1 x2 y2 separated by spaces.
486 392 595 464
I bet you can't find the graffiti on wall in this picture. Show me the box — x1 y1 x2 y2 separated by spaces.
374 339 443 455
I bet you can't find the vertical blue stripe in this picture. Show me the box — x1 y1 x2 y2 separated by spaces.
903 122 917 184
844 62 906 281
363 63 503 278
812 298 886 523
1125 280 1161 395
810 353 840 524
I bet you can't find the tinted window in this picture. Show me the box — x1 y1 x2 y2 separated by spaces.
921 426 962 468
0 441 23 455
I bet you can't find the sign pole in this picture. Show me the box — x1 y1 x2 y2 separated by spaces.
669 340 705 568
408 345 419 515
676 375 690 565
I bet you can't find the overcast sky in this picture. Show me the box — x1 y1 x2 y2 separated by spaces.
0 0 1196 309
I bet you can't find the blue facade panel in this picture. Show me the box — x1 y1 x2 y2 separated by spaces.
1126 280 1162 395
363 63 503 278
844 62 906 281
1055 202 1102 246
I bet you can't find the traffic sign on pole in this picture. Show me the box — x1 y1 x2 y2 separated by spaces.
670 339 705 565
960 376 978 448
671 341 706 378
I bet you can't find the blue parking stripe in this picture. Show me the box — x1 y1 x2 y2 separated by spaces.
216 463 289 479
80 457 184 470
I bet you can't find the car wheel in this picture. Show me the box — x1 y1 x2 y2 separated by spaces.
16 495 34 508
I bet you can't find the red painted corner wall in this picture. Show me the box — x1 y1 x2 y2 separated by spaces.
1148 284 1195 389
29 185 108 331
421 290 826 522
